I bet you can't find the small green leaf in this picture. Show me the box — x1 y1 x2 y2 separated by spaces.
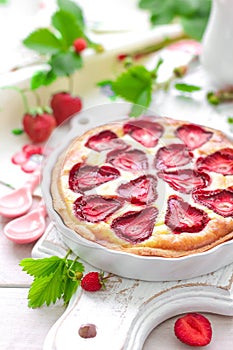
175 83 201 93
20 256 64 278
111 65 153 107
228 117 233 124
181 15 209 41
57 0 85 29
12 128 24 135
23 28 63 55
28 262 65 308
30 70 57 90
52 10 84 48
63 278 80 305
50 51 83 76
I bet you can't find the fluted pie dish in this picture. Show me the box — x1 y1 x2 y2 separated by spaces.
42 107 233 281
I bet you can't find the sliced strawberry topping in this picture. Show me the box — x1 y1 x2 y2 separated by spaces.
123 120 164 147
155 144 191 170
117 175 158 205
196 148 233 175
193 189 233 217
107 149 148 172
174 313 212 347
73 195 122 222
176 124 213 150
157 169 210 194
69 163 120 192
85 130 128 152
165 195 209 234
111 207 158 243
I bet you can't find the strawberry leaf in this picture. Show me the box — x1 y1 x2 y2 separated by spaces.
30 70 57 90
12 128 24 135
23 28 63 55
111 65 153 106
57 0 85 29
20 256 64 277
52 10 84 48
175 83 201 93
28 262 65 308
50 51 82 76
63 278 80 305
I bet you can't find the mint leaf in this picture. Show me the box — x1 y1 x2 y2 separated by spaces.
181 15 209 41
50 51 82 76
52 10 84 48
23 28 63 55
112 65 153 107
28 262 65 308
175 83 201 93
20 256 64 277
57 0 85 29
30 70 57 90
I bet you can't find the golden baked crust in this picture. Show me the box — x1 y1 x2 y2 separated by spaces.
51 115 233 257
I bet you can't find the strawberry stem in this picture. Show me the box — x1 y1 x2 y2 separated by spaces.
31 89 42 107
0 86 30 112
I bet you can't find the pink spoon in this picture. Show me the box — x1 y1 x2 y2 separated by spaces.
0 171 40 218
3 200 47 244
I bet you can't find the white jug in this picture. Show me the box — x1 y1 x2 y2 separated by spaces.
200 0 233 86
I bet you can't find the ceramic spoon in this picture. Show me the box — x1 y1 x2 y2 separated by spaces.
0 171 40 218
3 200 47 244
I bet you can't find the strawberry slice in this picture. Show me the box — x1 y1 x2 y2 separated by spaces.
174 313 212 347
193 189 233 217
117 175 158 205
176 124 213 150
155 144 191 170
165 195 209 234
69 163 120 192
111 207 158 243
196 148 233 175
107 149 148 172
85 130 128 152
73 195 122 222
123 120 164 147
157 169 210 194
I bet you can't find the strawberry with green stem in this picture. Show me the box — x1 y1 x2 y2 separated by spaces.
2 86 57 143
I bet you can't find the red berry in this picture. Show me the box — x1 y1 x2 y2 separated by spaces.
81 272 103 292
23 113 56 143
73 38 87 53
50 92 82 125
174 313 212 347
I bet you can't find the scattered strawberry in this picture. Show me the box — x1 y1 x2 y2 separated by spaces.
50 92 82 125
81 272 104 292
23 112 56 143
174 313 212 347
73 38 87 53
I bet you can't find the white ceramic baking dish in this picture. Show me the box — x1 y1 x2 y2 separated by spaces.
41 102 233 281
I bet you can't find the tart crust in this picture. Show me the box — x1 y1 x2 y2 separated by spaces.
51 116 233 257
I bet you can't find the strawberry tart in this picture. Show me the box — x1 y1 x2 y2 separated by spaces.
51 115 233 258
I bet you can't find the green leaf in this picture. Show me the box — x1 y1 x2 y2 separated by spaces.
66 259 85 273
57 0 85 29
50 51 82 76
52 10 84 48
175 83 201 93
20 256 64 278
63 278 80 305
28 262 65 308
12 128 24 135
30 70 57 90
228 117 233 124
181 15 209 41
111 65 153 107
23 29 63 55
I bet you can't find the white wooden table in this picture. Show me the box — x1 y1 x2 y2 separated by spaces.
1 209 233 349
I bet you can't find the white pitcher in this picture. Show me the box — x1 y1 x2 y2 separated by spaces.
200 0 233 86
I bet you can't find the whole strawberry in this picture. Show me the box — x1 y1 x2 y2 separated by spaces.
73 38 87 53
81 272 104 292
23 112 57 143
50 92 82 125
174 312 212 347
